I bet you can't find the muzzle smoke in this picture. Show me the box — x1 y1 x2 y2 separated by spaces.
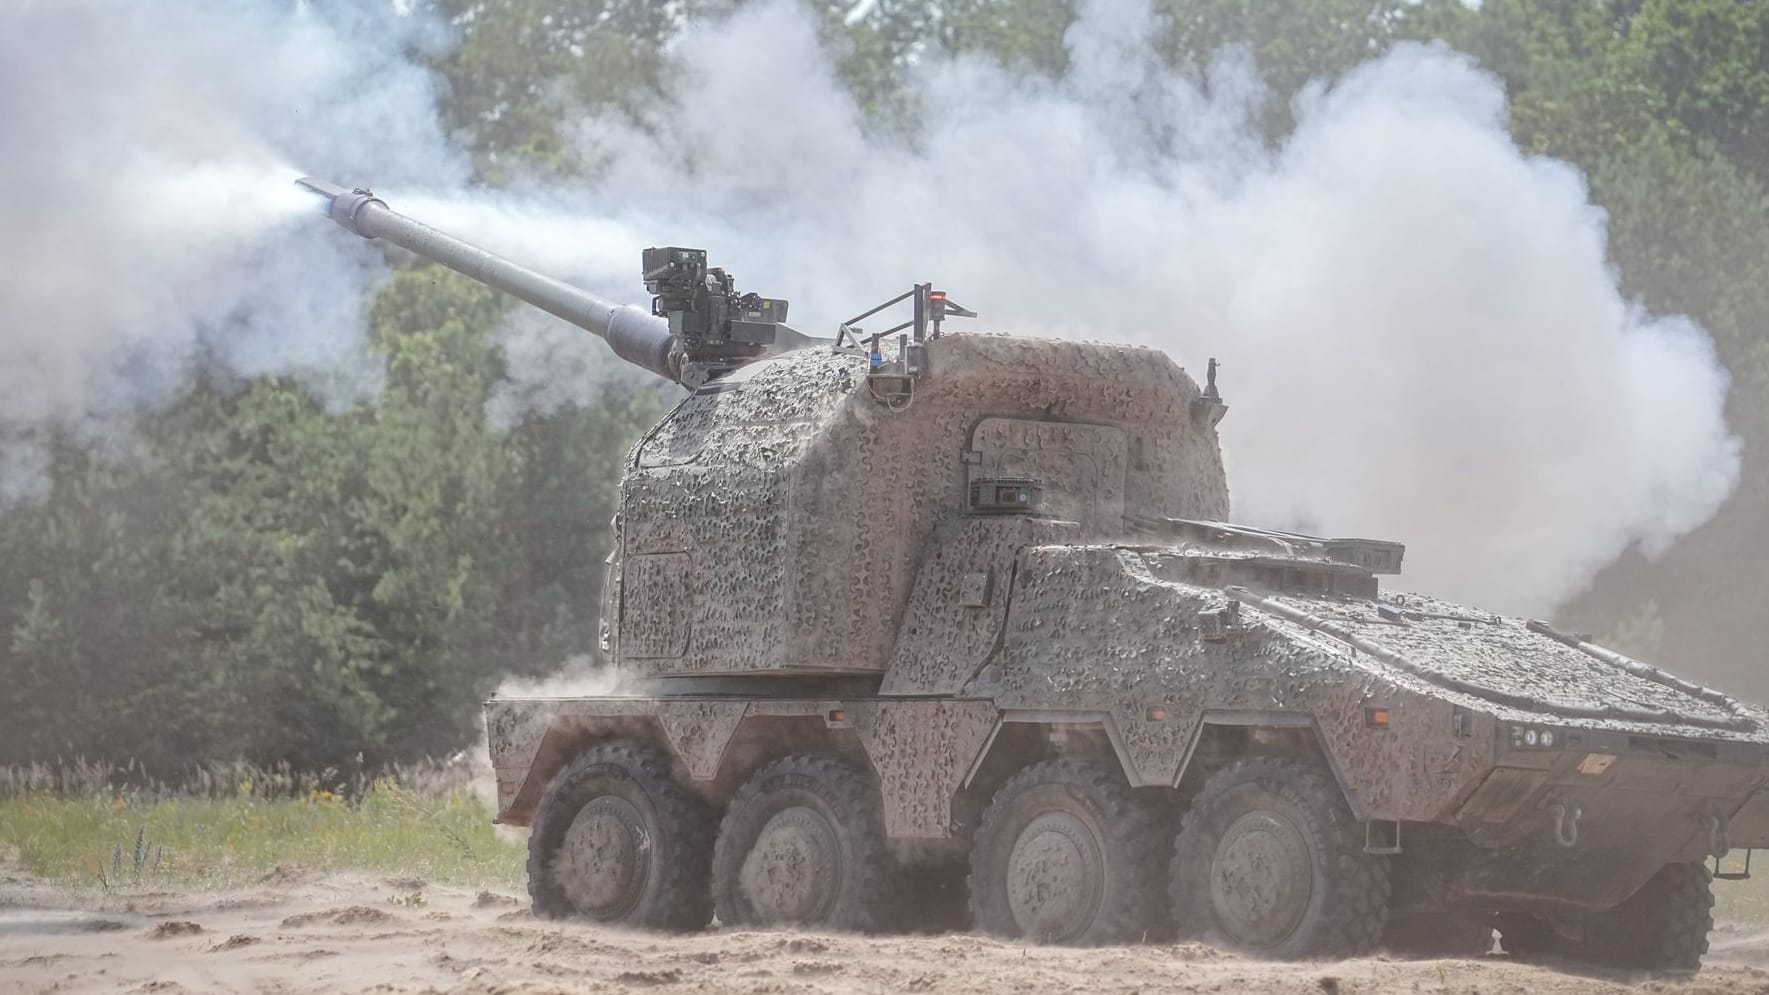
0 0 463 495
0 0 1741 617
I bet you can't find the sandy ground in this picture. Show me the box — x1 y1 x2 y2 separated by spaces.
6 865 1769 995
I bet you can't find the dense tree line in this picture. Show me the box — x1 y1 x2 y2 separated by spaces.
4 0 1768 773
0 266 662 772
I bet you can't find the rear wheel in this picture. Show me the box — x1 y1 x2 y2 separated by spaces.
712 755 895 932
1576 862 1713 973
967 760 1167 945
527 743 713 930
1170 758 1388 958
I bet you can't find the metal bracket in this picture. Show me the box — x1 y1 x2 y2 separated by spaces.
1199 600 1242 642
1715 848 1753 882
957 570 992 608
1365 819 1402 855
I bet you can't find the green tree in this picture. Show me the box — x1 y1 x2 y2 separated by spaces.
1614 0 1769 187
0 263 663 772
429 0 683 181
1161 0 1402 122
0 430 221 767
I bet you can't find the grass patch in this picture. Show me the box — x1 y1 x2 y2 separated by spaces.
1714 853 1769 923
0 780 523 890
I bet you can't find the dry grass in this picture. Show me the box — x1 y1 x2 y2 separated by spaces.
0 760 523 890
1714 852 1769 923
5 761 1767 925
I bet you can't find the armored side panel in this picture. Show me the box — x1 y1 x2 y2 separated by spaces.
608 334 1229 678
967 543 1769 910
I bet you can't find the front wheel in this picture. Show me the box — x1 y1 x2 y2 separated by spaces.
527 743 713 930
1170 758 1388 958
1575 862 1713 973
967 760 1168 945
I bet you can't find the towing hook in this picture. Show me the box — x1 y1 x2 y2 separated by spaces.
1550 800 1582 848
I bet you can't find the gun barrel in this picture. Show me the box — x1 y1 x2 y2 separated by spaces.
295 177 676 382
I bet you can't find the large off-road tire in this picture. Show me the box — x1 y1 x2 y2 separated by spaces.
711 755 895 932
967 760 1168 945
1382 911 1493 959
1170 758 1389 958
527 743 713 931
1576 862 1713 973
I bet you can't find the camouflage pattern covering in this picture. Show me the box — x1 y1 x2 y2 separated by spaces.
608 335 1228 678
482 329 1769 924
297 177 1768 942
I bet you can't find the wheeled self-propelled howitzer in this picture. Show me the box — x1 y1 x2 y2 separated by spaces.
300 176 1769 971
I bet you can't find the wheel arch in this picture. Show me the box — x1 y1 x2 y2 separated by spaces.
968 708 1370 821
502 715 671 826
703 711 872 804
504 704 873 826
1174 712 1372 821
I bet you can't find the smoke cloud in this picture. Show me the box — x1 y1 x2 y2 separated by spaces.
0 0 1742 617
0 0 464 494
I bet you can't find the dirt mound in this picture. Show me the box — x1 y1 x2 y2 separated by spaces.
6 872 1769 994
257 865 312 886
280 905 393 928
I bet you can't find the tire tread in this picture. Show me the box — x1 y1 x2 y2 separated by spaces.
1579 862 1712 973
1170 757 1388 958
712 753 895 932
967 759 1169 945
527 743 714 931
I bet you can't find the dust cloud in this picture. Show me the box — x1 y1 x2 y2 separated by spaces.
0 0 1742 618
489 658 634 700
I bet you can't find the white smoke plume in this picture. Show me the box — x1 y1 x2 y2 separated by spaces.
0 0 1742 618
407 0 1739 616
0 0 464 496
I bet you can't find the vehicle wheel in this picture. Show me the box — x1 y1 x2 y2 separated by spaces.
527 743 713 930
1382 911 1492 958
1170 758 1388 958
712 755 894 932
1576 862 1713 973
967 760 1167 945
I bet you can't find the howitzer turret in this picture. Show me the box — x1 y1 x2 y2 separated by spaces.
295 177 813 388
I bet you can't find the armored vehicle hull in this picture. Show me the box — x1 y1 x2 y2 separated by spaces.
486 338 1769 969
291 179 1769 970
